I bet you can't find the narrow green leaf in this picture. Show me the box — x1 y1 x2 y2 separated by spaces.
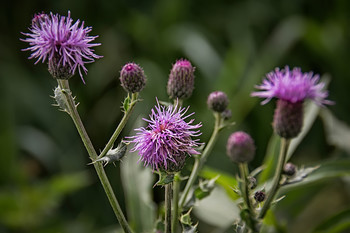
281 159 350 192
312 208 350 233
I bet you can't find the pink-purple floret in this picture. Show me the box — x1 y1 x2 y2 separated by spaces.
251 66 333 105
21 11 102 83
129 100 202 170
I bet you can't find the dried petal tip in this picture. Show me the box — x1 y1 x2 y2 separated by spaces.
226 131 255 163
21 11 102 82
207 91 229 113
283 162 296 176
273 99 303 139
167 59 195 99
120 63 146 93
254 191 266 202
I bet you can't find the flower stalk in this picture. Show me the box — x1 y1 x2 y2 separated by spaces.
57 79 133 233
179 112 222 210
98 92 139 159
165 182 173 233
258 138 290 219
239 163 257 232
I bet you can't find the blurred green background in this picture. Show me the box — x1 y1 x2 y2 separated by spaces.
1 0 350 232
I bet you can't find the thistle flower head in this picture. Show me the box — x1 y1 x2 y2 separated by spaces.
251 66 332 105
120 62 146 93
129 99 202 171
167 59 195 100
21 11 102 83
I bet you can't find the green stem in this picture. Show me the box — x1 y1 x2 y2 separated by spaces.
57 80 133 233
179 112 222 210
258 138 290 219
239 163 257 232
171 99 182 233
171 174 180 232
165 183 173 233
98 92 138 159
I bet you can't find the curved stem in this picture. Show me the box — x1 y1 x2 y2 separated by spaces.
165 183 173 233
57 80 133 233
98 92 138 159
258 138 290 219
179 112 222 210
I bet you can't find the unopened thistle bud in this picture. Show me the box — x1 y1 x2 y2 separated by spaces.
254 191 266 202
226 131 255 163
283 162 296 176
167 59 195 99
120 63 146 93
207 91 229 113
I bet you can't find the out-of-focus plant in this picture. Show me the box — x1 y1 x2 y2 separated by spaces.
16 7 350 233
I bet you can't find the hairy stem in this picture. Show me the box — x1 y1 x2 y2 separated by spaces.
165 183 173 233
98 92 138 159
171 174 180 232
179 112 222 210
258 138 290 219
239 163 257 232
57 79 133 233
171 99 182 233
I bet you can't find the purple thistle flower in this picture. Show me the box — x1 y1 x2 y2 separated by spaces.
129 99 202 171
251 66 333 138
251 66 332 105
21 11 102 83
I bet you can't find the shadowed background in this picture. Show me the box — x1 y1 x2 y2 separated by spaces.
1 0 350 232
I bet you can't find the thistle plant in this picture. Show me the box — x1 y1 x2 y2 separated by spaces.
21 10 338 233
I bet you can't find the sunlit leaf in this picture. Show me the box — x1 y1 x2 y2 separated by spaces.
193 187 240 228
200 166 239 200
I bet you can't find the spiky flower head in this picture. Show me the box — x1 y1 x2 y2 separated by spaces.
21 11 102 83
119 62 146 93
251 66 331 105
207 91 229 113
129 100 202 171
167 59 195 100
251 66 332 138
226 131 255 163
